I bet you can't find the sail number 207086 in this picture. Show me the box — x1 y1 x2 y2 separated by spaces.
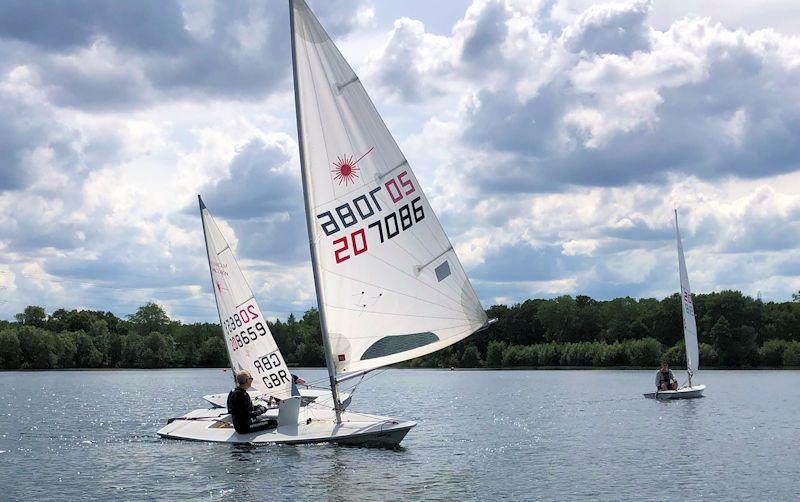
316 170 425 264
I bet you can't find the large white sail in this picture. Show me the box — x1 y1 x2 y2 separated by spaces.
675 210 699 377
199 196 293 399
290 0 488 376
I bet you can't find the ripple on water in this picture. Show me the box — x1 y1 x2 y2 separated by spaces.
0 369 799 500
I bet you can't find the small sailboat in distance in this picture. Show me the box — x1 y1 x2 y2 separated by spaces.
159 0 493 446
644 210 706 399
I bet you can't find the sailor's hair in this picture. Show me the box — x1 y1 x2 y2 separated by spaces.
660 361 668 366
236 371 251 385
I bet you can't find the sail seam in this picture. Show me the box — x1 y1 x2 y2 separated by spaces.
336 75 358 90
416 245 454 272
320 266 465 313
326 320 478 340
234 296 256 310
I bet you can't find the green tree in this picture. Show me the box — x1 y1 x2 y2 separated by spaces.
75 331 103 367
624 338 662 367
698 342 718 366
127 302 171 336
538 296 578 342
783 341 800 366
0 329 22 368
88 320 110 365
55 331 78 368
485 340 506 367
759 339 788 367
460 345 480 367
15 306 47 327
502 345 529 367
664 341 686 367
18 326 58 369
294 341 324 367
107 331 123 367
200 336 228 367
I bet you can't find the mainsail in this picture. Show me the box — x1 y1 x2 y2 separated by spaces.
199 195 293 400
675 210 699 378
290 0 488 378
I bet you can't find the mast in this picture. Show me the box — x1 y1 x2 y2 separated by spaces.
199 194 236 384
288 0 343 423
675 209 694 387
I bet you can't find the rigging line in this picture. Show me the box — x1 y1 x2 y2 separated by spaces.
343 368 388 396
318 266 469 317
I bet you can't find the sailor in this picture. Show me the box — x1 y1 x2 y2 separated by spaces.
227 371 273 434
655 361 678 391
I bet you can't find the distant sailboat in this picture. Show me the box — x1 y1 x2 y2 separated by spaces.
159 0 493 445
644 210 706 399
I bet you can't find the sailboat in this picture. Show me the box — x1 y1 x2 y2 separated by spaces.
158 0 493 446
644 210 706 399
189 196 350 411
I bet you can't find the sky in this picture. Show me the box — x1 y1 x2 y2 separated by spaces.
1 0 800 323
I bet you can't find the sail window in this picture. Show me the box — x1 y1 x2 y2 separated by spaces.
435 261 451 282
361 332 439 360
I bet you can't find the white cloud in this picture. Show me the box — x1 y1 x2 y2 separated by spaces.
2 0 800 325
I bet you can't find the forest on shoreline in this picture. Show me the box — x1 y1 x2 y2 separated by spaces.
2 290 800 371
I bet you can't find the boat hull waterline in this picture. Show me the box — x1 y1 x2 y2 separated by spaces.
643 384 706 400
157 406 415 447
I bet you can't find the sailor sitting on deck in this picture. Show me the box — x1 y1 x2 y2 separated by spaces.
655 361 678 391
227 371 275 434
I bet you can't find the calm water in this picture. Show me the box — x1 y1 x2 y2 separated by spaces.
1 369 798 500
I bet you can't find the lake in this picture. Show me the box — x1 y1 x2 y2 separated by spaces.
0 369 798 500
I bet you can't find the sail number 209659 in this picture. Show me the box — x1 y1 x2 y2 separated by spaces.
223 304 265 352
316 170 425 264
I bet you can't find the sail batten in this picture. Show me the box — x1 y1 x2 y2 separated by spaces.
675 210 700 377
291 0 487 376
199 196 293 400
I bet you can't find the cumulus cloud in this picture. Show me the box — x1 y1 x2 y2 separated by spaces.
561 0 652 55
3 0 800 324
371 0 800 192
198 136 309 264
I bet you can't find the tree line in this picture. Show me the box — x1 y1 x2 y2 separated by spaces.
1 290 800 370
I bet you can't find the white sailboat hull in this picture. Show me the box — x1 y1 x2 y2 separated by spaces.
157 405 415 447
644 384 706 400
202 388 352 410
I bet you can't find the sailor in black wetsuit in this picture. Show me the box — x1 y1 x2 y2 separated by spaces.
227 371 274 434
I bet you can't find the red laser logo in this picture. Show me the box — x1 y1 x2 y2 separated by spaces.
331 147 373 186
